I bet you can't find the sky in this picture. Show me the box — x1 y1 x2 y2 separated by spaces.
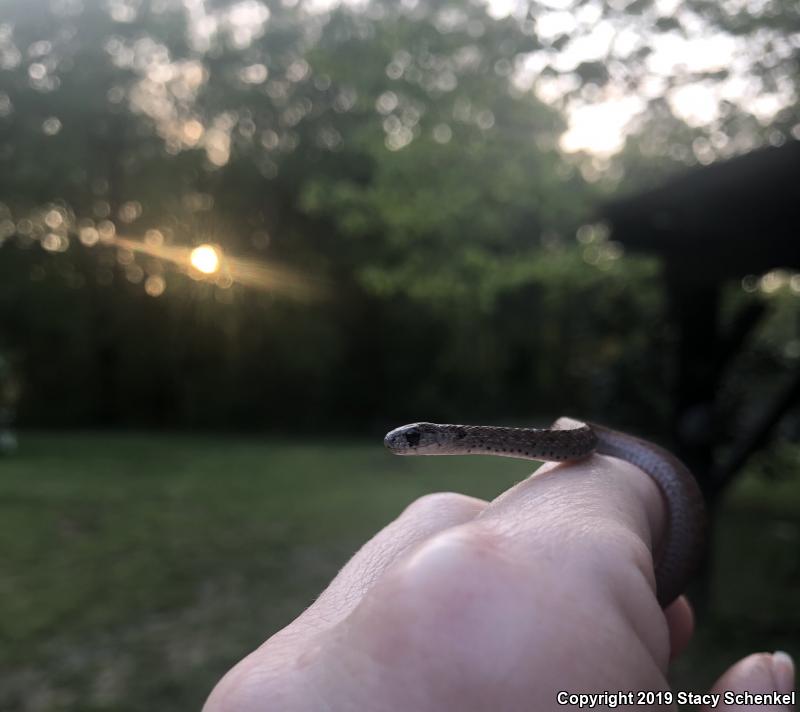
496 0 791 155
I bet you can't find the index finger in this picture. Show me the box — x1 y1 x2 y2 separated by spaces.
481 454 665 569
474 454 672 661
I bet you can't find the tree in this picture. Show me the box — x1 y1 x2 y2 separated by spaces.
1 0 792 429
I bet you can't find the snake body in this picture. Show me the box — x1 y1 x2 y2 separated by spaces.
383 418 706 607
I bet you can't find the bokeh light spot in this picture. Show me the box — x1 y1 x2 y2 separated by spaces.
42 233 68 252
126 264 144 283
118 200 142 223
144 275 166 297
144 228 164 247
44 209 63 228
42 117 62 135
79 226 100 246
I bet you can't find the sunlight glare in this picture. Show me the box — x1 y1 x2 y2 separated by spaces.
190 244 221 274
560 96 645 155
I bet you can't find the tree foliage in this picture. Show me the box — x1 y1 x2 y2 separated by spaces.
0 0 794 430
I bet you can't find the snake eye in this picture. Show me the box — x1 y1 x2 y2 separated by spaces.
405 429 421 447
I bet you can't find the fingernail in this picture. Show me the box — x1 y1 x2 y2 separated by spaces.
772 650 795 695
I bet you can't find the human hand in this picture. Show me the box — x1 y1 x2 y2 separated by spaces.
204 455 795 711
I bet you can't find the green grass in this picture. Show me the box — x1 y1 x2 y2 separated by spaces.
1 433 798 710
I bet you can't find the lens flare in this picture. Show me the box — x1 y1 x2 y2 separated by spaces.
72 230 321 301
190 244 221 274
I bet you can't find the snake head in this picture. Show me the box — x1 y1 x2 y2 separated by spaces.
384 422 448 454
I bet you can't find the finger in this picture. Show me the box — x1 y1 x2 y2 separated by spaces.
481 456 665 560
467 455 672 666
663 596 693 660
479 455 665 594
703 651 795 711
286 491 488 633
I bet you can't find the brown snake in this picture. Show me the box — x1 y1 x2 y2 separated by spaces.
384 417 706 607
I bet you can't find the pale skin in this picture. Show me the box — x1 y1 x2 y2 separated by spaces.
204 455 795 711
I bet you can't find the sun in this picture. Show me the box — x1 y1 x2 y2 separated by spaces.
190 244 221 274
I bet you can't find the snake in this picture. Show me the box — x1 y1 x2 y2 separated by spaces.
383 417 706 607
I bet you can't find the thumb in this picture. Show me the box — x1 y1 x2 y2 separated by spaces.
701 651 795 711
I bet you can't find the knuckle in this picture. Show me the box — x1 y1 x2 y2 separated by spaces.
397 523 514 594
369 525 529 677
402 491 485 519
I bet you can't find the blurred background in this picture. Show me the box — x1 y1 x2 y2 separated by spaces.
1 0 799 708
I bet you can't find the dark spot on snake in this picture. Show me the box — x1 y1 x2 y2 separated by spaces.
455 427 467 439
405 430 421 447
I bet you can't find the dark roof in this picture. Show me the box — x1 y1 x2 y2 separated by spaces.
600 140 800 281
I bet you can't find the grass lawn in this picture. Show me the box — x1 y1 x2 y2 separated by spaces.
2 432 798 710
